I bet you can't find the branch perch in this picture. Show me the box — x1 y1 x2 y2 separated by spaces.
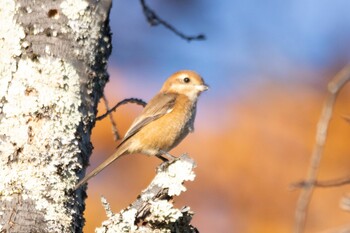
294 65 350 233
96 154 199 233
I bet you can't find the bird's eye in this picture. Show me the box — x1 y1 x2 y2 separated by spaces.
184 77 190 83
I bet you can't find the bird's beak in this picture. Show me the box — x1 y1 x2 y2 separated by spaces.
196 83 209 92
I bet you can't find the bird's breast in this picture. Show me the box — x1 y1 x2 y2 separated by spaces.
135 95 196 154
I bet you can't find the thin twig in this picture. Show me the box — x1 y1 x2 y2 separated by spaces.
98 97 147 141
96 98 147 122
140 0 205 42
101 94 120 140
294 65 350 233
292 175 350 189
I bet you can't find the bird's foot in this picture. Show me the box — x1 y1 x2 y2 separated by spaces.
156 151 178 172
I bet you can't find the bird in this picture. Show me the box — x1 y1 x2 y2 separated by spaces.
74 70 208 190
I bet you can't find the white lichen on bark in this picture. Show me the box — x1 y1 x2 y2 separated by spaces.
60 0 111 68
152 156 196 196
0 56 82 219
0 0 26 98
96 155 199 233
0 0 111 232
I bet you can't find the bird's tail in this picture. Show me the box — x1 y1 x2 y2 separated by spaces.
74 145 128 190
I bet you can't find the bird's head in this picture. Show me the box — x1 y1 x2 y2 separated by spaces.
161 70 209 100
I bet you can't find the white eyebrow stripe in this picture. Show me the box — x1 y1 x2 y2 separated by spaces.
177 73 189 80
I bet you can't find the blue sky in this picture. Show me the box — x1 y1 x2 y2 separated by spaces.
107 0 350 97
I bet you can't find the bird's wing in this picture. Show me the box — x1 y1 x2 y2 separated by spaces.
75 94 178 190
119 92 177 146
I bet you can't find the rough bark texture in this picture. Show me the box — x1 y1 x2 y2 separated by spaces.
96 155 199 233
0 0 112 232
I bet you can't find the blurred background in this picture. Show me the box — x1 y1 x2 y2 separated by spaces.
84 1 350 232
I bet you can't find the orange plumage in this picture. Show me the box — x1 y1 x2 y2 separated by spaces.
75 70 208 190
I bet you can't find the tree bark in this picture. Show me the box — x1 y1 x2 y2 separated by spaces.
0 0 112 232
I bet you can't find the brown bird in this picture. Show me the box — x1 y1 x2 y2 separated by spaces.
75 70 208 190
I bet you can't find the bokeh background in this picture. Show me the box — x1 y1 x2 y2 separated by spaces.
84 1 350 232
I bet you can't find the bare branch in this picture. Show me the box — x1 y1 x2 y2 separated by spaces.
96 97 146 142
140 0 205 42
101 94 121 140
294 65 350 233
292 175 350 189
96 98 147 121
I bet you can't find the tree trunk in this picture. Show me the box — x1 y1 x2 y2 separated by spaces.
0 0 112 232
